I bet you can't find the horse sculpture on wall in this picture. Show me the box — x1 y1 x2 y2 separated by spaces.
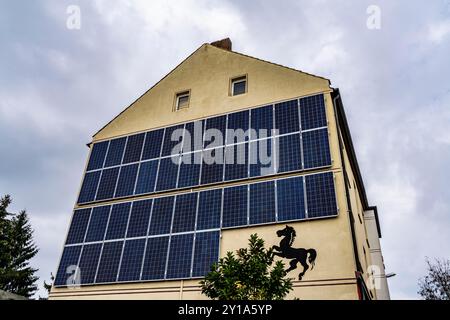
272 225 317 280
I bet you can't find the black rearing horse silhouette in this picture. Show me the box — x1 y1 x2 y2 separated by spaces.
272 225 317 280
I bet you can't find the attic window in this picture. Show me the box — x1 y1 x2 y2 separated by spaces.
175 91 190 111
230 75 247 96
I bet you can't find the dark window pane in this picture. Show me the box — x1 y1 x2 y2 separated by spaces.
200 147 224 185
135 160 158 195
192 231 220 277
105 203 131 240
104 137 126 167
277 177 305 221
155 156 180 191
115 164 139 198
95 241 123 283
85 205 110 242
172 193 197 233
224 143 248 181
148 197 174 236
197 189 221 230
177 152 201 188
54 246 82 286
161 125 184 157
249 181 276 225
78 243 102 284
274 99 300 135
142 129 164 160
305 172 337 218
233 79 246 95
87 141 109 171
250 105 273 140
127 199 152 238
222 186 248 228
96 167 120 200
118 239 146 282
300 94 327 130
302 128 331 169
66 209 91 245
77 171 101 204
166 234 193 279
203 115 226 148
276 134 302 173
249 139 275 177
183 120 205 152
141 236 169 280
122 133 145 164
226 110 249 144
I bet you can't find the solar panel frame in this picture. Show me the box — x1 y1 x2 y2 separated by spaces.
135 160 159 195
155 155 180 192
305 172 338 218
54 245 82 286
249 180 276 225
250 104 273 140
172 193 197 233
122 133 145 164
78 243 102 285
300 94 327 131
65 208 91 245
275 133 302 173
161 124 184 157
302 128 332 169
274 99 300 135
105 202 131 240
114 164 139 198
141 236 169 281
224 143 249 181
196 188 222 231
141 129 164 160
77 171 101 204
85 205 110 243
192 231 220 277
126 199 152 238
148 196 174 236
87 141 109 172
222 185 248 228
117 239 146 282
166 233 194 279
95 167 120 201
104 137 127 168
277 176 306 221
95 241 124 284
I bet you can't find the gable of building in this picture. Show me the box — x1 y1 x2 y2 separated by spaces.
93 43 331 141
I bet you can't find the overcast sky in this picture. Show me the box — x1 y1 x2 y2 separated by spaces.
1 0 449 299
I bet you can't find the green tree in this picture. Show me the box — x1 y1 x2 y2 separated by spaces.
200 234 293 300
418 258 450 300
0 195 39 298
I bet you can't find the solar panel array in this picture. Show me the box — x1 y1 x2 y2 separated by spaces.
55 172 337 286
77 94 330 204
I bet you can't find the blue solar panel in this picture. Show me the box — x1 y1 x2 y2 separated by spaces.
78 243 102 284
197 189 222 230
66 208 91 245
277 177 306 221
192 231 220 277
226 110 249 144
126 199 152 238
95 241 123 283
78 171 101 204
172 193 197 233
141 236 169 280
224 143 249 181
118 239 146 282
249 139 275 177
85 205 110 242
200 147 224 184
222 185 248 228
95 167 120 201
166 233 194 279
276 134 302 173
204 115 226 148
114 164 139 198
275 99 299 135
250 105 273 140
305 172 337 218
302 128 331 169
161 125 184 157
54 245 82 286
104 137 127 167
135 160 158 195
300 94 327 130
148 196 174 236
122 133 145 164
142 129 164 160
177 152 201 188
87 141 109 171
105 203 131 240
155 156 180 191
183 120 205 152
249 181 276 225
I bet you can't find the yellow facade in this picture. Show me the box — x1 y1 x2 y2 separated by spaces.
50 41 387 300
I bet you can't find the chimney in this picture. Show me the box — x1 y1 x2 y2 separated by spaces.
210 38 232 51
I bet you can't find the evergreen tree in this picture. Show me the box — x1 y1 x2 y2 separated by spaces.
200 234 293 300
0 195 39 298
